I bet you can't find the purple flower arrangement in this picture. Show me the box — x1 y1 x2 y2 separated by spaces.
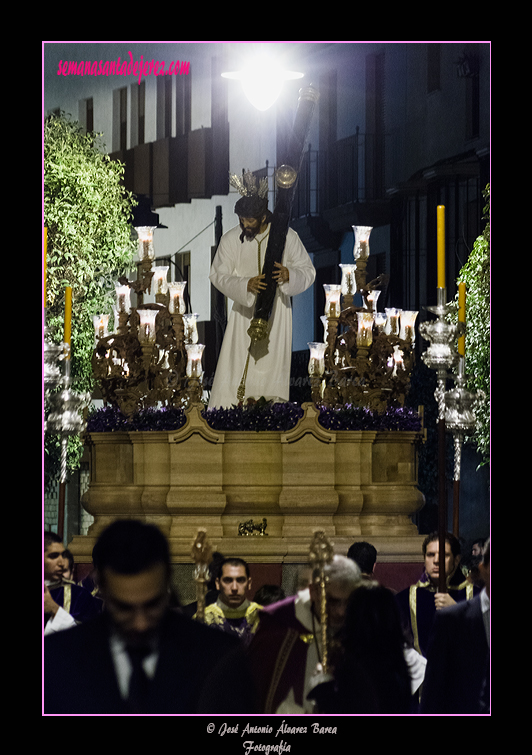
317 404 422 432
86 405 187 433
203 401 305 432
87 402 421 433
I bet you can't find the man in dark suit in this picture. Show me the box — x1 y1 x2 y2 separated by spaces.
420 539 490 714
43 519 256 715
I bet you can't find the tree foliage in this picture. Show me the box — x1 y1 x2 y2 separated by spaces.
449 184 490 466
44 112 137 482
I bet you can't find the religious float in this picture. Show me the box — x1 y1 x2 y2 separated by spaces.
45 87 480 596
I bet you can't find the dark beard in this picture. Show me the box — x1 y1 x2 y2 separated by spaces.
239 220 263 243
239 227 259 243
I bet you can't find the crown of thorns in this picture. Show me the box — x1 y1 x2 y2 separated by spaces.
229 170 269 199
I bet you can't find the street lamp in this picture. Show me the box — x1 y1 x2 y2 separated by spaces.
222 54 304 111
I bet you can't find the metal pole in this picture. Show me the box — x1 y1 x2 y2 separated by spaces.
437 413 447 593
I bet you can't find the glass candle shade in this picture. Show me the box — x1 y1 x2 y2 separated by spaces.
93 314 110 341
183 313 199 344
136 226 156 261
324 284 342 318
168 281 187 314
352 225 372 261
365 289 381 311
339 264 357 297
115 284 131 314
374 312 388 333
400 310 418 343
137 309 158 343
308 342 326 377
186 343 204 378
151 266 169 296
356 311 374 347
320 315 329 343
385 308 402 336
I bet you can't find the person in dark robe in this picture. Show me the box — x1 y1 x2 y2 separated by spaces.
308 582 414 714
196 557 262 646
246 555 361 713
395 531 479 658
420 539 490 714
44 520 256 714
44 531 102 634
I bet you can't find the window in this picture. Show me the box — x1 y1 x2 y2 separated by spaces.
79 97 94 134
157 77 173 139
427 44 441 93
138 81 145 145
119 87 127 151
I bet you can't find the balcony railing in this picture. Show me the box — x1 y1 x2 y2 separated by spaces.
290 128 394 218
250 129 394 220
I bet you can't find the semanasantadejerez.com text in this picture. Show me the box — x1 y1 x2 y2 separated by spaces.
57 52 190 85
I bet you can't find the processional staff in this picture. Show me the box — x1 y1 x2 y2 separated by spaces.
420 206 463 592
309 531 334 675
191 530 213 623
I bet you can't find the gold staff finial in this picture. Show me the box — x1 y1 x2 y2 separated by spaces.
191 530 213 623
309 531 334 674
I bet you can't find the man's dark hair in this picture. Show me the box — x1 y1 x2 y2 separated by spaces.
44 531 63 550
347 541 377 574
217 557 250 579
234 194 268 219
92 519 171 579
63 548 74 573
254 584 285 606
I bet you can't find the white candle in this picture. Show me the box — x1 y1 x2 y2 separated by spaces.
324 284 342 318
168 281 187 314
356 311 374 347
186 343 204 378
138 309 158 343
136 226 156 261
115 284 131 314
308 342 327 377
339 264 357 296
352 225 372 260
399 311 418 343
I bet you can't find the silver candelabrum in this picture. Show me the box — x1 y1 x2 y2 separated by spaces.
419 288 464 420
44 325 90 484
419 286 481 536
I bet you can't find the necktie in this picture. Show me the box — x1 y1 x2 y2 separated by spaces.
126 646 151 713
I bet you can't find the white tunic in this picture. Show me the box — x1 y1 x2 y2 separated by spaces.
208 223 315 408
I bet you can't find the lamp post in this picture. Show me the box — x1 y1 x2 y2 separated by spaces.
221 53 304 111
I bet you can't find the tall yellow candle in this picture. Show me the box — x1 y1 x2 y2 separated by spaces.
64 287 72 357
437 205 446 289
44 227 47 309
458 281 466 356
